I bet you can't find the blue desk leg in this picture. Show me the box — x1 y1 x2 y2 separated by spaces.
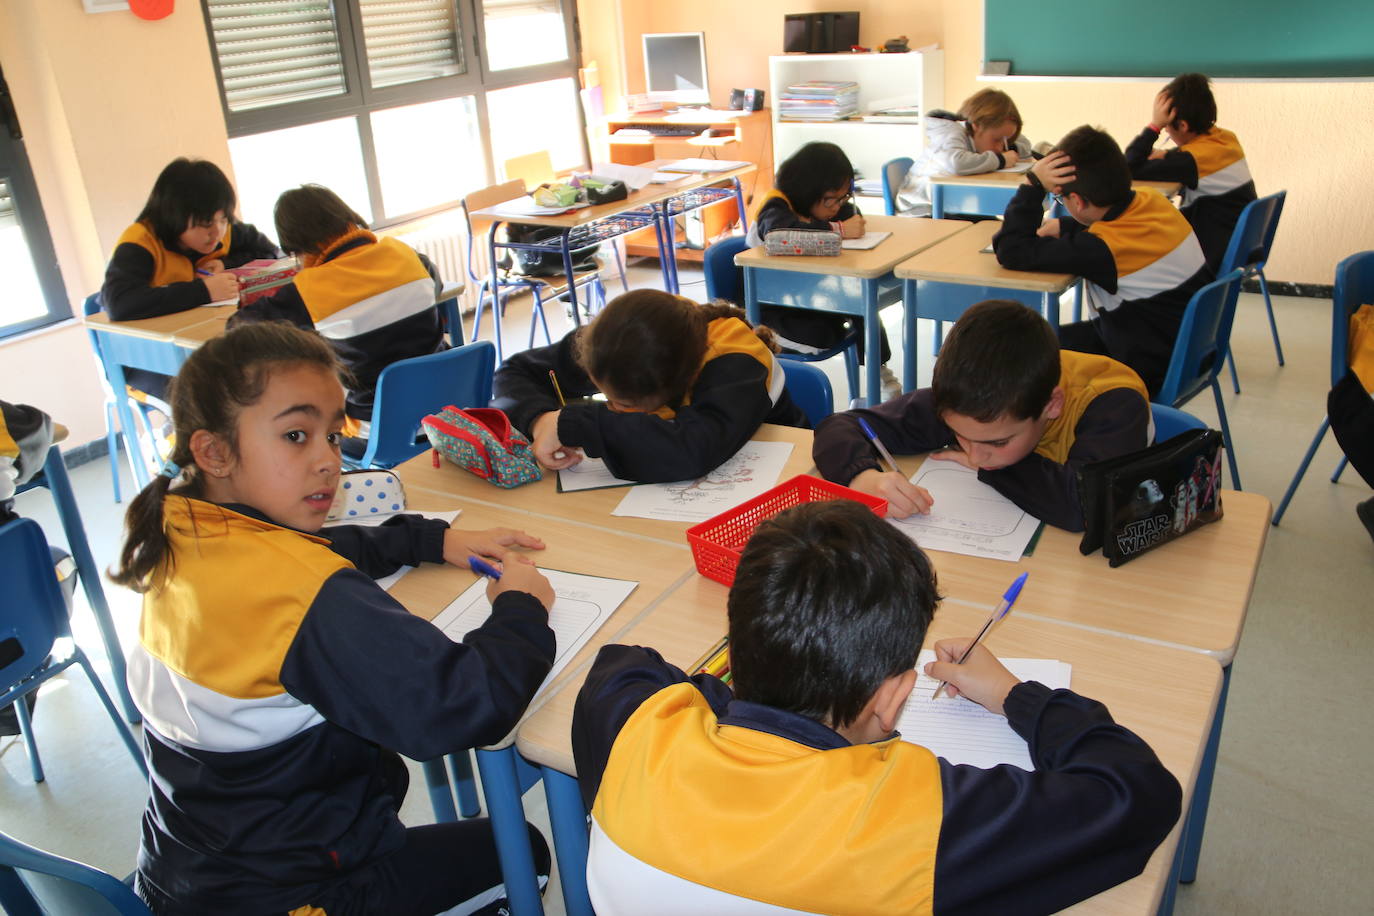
103 360 151 491
732 176 748 235
542 767 594 916
41 445 139 723
560 230 583 325
475 747 544 916
1041 289 1059 327
743 267 761 327
659 206 681 294
1180 662 1232 884
901 278 919 392
422 758 458 823
487 227 508 356
931 184 945 220
449 751 481 817
863 281 882 405
1158 825 1186 915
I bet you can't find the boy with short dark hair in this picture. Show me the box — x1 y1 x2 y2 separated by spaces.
572 501 1181 914
994 125 1211 396
1124 73 1256 270
814 300 1150 532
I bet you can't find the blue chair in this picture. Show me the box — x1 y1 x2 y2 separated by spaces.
345 341 497 470
703 235 862 405
1151 404 1207 442
1154 268 1245 490
881 157 914 216
1219 190 1287 393
0 518 147 784
778 358 834 426
437 292 465 348
462 180 606 361
1272 250 1374 525
0 829 148 915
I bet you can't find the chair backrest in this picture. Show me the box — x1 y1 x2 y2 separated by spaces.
1331 250 1374 387
702 236 750 304
881 157 914 216
1150 404 1207 442
358 340 498 468
0 518 71 694
778 358 834 426
461 180 528 283
1218 190 1286 277
0 830 150 915
1156 268 1246 407
503 151 554 189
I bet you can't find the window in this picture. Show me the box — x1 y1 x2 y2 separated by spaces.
0 66 68 340
202 0 586 229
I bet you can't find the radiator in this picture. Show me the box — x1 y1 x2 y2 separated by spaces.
383 214 468 290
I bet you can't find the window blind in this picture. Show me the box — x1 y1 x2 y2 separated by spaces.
359 0 464 89
206 0 348 112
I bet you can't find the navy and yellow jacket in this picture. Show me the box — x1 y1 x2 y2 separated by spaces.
230 229 445 422
491 317 808 482
813 351 1151 531
744 189 858 246
1124 126 1256 270
994 183 1211 396
572 645 1181 915
1 399 53 519
102 219 280 320
130 496 555 914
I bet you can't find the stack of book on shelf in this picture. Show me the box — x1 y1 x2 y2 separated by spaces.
779 80 859 121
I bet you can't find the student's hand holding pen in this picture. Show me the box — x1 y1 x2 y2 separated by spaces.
530 411 583 470
848 469 933 518
1030 151 1075 194
839 211 866 239
482 554 556 613
923 638 1020 715
201 270 239 301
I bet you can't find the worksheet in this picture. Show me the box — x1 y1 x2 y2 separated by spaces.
557 456 634 492
841 231 892 250
431 570 637 699
899 652 1072 770
610 440 794 523
889 461 1041 561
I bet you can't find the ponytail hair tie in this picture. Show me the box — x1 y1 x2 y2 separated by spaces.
160 461 181 480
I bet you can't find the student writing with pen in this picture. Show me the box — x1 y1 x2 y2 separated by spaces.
814 300 1150 532
571 500 1180 914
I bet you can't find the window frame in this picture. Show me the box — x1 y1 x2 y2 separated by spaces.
0 65 70 341
200 0 588 228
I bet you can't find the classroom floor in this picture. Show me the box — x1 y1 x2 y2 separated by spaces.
6 257 1374 914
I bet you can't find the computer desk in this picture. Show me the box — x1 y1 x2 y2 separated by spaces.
515 570 1224 916
735 216 972 404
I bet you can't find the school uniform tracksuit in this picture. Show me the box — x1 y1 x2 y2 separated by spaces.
994 183 1211 397
813 351 1151 532
572 644 1181 915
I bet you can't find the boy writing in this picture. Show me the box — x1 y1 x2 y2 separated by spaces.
813 300 1150 532
994 125 1211 396
571 501 1181 914
1124 73 1256 271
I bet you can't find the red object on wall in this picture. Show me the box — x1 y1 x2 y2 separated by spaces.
129 0 174 21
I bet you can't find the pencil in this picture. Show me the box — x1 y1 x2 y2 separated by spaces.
548 370 567 407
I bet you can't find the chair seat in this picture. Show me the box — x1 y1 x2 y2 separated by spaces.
518 266 603 296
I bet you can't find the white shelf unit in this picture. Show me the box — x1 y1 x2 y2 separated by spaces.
769 52 944 185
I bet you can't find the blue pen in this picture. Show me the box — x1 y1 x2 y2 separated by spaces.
931 572 1028 701
468 556 502 580
196 268 213 277
857 417 901 475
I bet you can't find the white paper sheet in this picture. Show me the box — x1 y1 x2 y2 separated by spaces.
588 162 656 191
610 440 794 523
658 158 751 173
430 569 637 699
841 231 891 250
899 652 1072 770
997 159 1034 173
557 456 634 492
486 196 589 217
323 510 462 591
889 461 1041 562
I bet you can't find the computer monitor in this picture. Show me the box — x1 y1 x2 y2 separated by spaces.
642 32 710 106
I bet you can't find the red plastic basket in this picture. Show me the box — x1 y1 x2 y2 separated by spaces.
685 474 888 586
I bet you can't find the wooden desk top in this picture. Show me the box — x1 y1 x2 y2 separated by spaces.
395 496 695 747
895 455 1270 662
929 170 1183 198
894 220 1078 292
515 573 1220 914
172 312 234 347
398 424 816 548
735 216 971 280
469 160 756 230
86 307 232 341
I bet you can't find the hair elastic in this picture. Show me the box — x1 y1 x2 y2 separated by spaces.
160 461 180 480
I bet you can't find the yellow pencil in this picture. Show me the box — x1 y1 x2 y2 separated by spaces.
548 369 567 407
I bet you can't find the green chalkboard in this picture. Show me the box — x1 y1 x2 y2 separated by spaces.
984 0 1374 78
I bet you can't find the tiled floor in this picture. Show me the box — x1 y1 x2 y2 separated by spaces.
5 257 1374 914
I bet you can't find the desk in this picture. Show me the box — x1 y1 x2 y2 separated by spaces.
928 171 1183 220
469 161 755 335
399 424 815 547
894 219 1079 387
516 571 1223 915
737 216 971 404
